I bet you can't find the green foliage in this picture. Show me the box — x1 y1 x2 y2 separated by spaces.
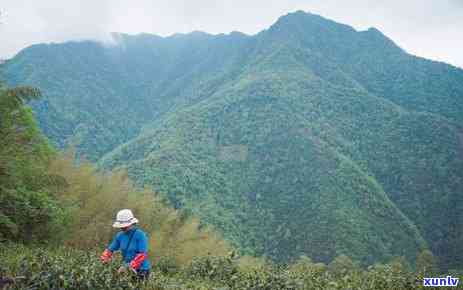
0 83 63 242
187 255 239 282
328 255 359 277
0 244 151 289
2 244 459 290
415 250 438 276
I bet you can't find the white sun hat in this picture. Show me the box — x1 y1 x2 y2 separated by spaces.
112 209 139 228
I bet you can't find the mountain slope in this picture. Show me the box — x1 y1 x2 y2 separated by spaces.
100 61 429 264
2 32 251 160
3 11 463 269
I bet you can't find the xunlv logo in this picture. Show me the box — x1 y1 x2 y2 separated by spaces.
423 276 459 287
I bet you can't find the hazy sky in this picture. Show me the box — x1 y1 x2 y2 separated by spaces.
1 0 462 68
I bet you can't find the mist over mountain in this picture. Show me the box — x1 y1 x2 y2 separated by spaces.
2 11 462 270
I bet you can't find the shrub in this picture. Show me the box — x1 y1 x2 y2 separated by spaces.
186 255 239 282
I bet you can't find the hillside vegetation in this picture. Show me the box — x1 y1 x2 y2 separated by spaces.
0 82 229 265
2 11 463 271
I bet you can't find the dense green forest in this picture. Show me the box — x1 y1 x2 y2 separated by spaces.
2 10 462 276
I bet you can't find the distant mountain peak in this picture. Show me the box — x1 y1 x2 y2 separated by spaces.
271 10 356 33
279 10 320 19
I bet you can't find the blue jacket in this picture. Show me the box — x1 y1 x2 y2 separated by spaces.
108 227 151 271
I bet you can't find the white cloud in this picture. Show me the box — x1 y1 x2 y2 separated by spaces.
33 0 112 42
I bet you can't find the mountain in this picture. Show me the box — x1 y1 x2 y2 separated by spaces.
2 11 462 270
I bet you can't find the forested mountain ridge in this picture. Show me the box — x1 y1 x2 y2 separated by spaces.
2 30 253 160
3 11 463 270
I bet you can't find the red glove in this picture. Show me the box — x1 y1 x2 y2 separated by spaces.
100 249 113 263
129 253 147 270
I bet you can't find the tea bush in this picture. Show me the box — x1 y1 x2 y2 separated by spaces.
186 255 239 282
1 244 141 289
0 244 221 290
1 244 461 289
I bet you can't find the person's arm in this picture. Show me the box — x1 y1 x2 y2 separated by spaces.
108 233 121 252
100 233 121 263
129 230 148 270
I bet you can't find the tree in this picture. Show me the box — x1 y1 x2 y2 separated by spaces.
416 249 438 275
328 255 359 277
0 83 60 242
